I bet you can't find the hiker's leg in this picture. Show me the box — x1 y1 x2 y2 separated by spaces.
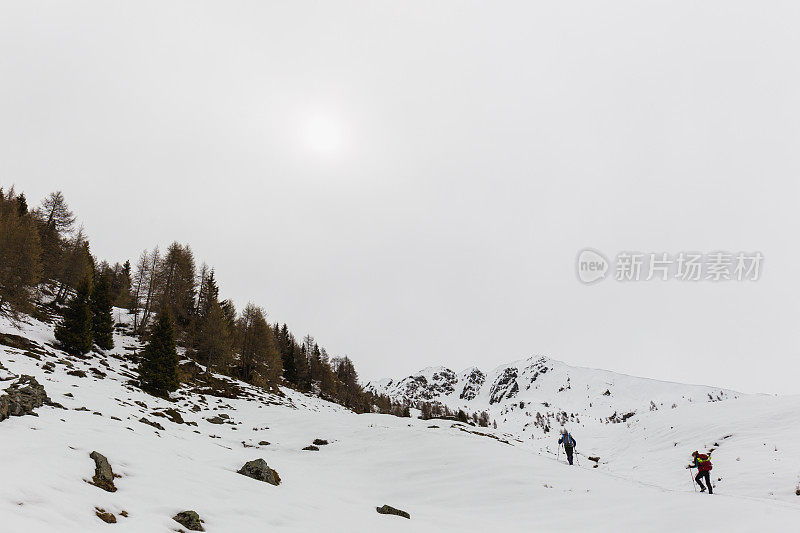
566 448 573 465
704 472 712 494
695 472 705 490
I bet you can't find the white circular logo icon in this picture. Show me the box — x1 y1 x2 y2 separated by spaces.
576 248 609 284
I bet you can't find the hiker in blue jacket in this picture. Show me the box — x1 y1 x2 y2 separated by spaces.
558 429 577 465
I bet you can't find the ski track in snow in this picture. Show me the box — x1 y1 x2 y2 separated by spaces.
1 311 799 532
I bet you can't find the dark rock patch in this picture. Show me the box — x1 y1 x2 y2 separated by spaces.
237 459 280 486
139 417 165 431
95 508 116 523
153 408 184 424
173 510 205 531
376 504 410 519
88 451 117 492
0 332 42 352
312 438 328 446
0 375 51 422
302 445 320 451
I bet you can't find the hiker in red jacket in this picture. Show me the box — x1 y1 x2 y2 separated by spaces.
687 450 713 494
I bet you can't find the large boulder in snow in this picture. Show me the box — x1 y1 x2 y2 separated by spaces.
376 504 411 519
173 510 205 531
88 451 117 492
237 459 281 486
0 375 51 422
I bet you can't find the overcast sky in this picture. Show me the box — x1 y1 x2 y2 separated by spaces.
2 1 798 394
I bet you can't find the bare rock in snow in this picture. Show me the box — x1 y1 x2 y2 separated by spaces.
302 445 320 451
312 438 328 446
152 407 185 424
376 504 411 519
173 510 205 531
139 417 165 431
0 375 51 422
88 451 117 492
205 414 229 424
0 360 17 381
237 459 281 486
95 508 116 523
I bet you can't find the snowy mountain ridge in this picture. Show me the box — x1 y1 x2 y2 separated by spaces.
367 355 740 434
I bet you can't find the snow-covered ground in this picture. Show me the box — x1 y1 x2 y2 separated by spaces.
1 312 799 532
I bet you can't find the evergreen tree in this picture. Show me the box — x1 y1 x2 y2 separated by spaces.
156 242 197 330
16 193 27 216
53 228 93 304
54 278 93 355
138 313 179 397
294 340 311 391
278 324 298 384
108 260 131 307
195 299 232 372
90 271 114 350
236 303 282 388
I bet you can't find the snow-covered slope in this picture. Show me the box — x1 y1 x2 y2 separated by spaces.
367 356 740 435
2 314 799 532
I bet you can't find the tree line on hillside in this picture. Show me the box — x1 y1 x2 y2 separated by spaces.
0 187 411 415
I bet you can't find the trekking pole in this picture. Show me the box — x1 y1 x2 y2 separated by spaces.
688 468 696 492
557 442 562 463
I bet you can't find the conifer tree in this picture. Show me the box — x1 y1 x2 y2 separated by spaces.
138 313 179 397
278 324 298 384
53 228 93 304
156 242 197 330
54 278 93 355
108 260 131 307
0 188 42 319
34 191 75 284
294 341 311 391
90 271 114 350
236 303 282 387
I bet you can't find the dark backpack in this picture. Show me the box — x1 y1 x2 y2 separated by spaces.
697 454 712 472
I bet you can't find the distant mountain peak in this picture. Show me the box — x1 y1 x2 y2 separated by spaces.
366 355 740 433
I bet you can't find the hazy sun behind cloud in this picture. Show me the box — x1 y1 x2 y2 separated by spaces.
302 114 346 157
